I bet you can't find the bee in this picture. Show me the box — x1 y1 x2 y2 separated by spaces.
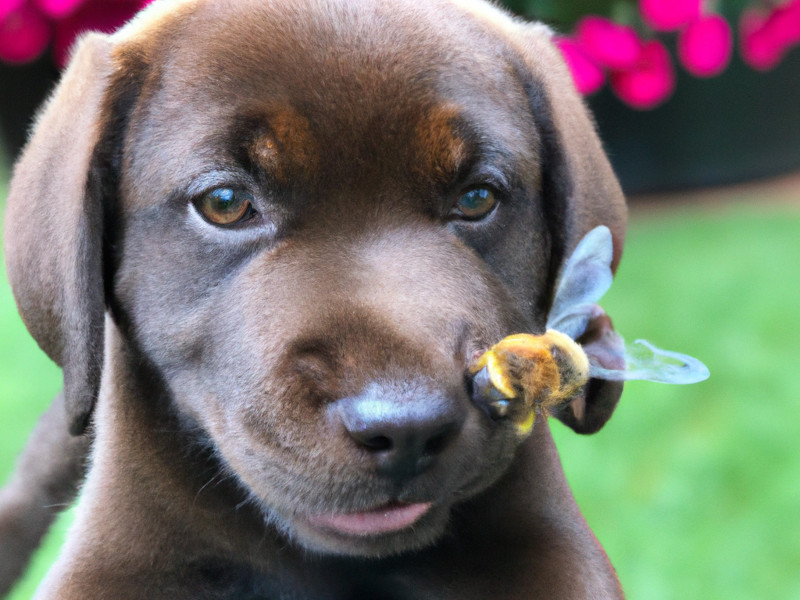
470 331 589 435
470 226 709 437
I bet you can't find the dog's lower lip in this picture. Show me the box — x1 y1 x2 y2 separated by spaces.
306 502 433 537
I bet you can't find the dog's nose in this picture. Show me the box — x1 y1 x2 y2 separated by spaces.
333 382 465 481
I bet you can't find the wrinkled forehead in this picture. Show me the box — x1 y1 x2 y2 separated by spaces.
115 0 541 200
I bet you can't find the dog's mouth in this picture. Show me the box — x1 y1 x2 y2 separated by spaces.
305 501 433 537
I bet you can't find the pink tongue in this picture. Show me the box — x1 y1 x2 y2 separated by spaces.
308 502 432 537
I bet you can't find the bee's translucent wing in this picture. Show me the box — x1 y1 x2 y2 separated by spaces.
548 225 710 385
546 225 613 339
589 338 710 384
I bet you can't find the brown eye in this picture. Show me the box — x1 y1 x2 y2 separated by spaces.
194 188 255 226
454 187 497 220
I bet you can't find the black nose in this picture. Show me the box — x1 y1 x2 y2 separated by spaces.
333 382 465 481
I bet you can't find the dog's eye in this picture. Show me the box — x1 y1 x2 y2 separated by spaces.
453 187 497 220
194 188 256 226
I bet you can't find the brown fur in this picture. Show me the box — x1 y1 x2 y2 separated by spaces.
1 0 628 597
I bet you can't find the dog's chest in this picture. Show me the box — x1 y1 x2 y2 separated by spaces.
199 563 421 600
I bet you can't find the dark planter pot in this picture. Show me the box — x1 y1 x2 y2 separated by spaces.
0 56 60 161
588 47 800 194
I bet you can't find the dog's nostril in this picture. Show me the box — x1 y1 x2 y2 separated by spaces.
422 428 454 458
363 435 393 452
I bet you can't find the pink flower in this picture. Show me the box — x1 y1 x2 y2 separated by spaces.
0 0 26 24
53 0 151 67
0 0 150 66
610 39 675 109
740 8 785 71
555 36 605 95
678 14 733 77
35 0 86 19
764 0 800 50
0 4 50 64
740 1 800 71
575 16 641 70
640 0 701 32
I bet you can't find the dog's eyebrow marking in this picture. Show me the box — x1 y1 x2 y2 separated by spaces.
247 110 318 183
413 104 468 184
251 133 280 173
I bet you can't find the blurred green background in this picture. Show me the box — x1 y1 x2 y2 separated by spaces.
2 144 800 596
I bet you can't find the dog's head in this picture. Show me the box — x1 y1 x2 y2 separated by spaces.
4 0 625 558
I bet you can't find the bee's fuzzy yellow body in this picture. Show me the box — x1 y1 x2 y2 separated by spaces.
470 331 590 435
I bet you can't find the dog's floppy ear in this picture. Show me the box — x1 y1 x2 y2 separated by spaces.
557 309 626 434
489 17 628 432
4 33 117 435
501 23 627 268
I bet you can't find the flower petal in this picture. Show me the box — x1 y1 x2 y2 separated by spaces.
0 0 26 25
610 39 675 110
555 36 605 95
0 5 51 64
764 0 800 50
35 0 87 19
678 14 733 77
575 16 641 71
640 0 701 32
739 8 785 71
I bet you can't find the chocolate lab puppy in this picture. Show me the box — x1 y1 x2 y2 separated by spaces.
0 0 628 597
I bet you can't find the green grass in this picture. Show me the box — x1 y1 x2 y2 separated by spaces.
2 176 799 597
552 201 800 599
0 169 70 600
